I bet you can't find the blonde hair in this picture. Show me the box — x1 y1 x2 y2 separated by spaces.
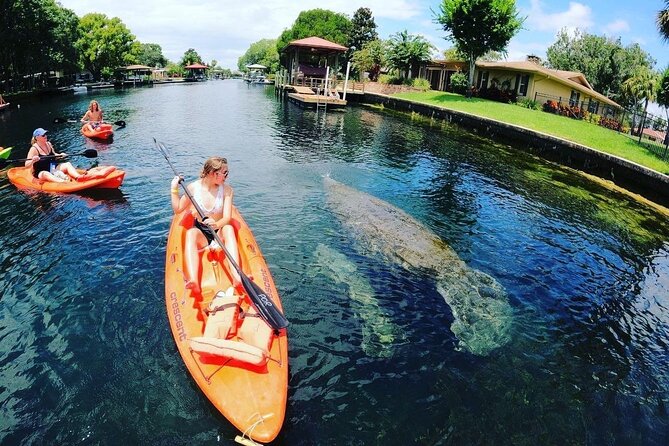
200 157 228 178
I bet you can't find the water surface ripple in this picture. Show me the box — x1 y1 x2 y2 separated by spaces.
0 81 668 445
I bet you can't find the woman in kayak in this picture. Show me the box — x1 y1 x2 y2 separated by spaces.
25 128 115 182
81 100 103 129
170 157 241 296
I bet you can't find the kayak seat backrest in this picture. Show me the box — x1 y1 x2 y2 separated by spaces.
203 289 239 339
238 305 274 354
188 337 269 366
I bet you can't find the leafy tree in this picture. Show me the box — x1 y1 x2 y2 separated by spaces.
138 43 168 68
166 62 185 77
180 48 203 66
443 47 465 61
237 39 280 73
351 39 387 81
0 0 80 89
75 13 140 80
546 29 655 104
436 0 523 88
348 7 378 55
659 1 669 41
276 9 352 54
386 30 435 80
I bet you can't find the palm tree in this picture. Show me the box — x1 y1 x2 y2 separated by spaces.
659 1 669 41
386 30 435 81
622 66 659 138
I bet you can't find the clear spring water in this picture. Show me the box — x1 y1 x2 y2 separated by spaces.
0 81 668 445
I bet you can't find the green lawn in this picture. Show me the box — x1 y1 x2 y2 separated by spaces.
394 91 669 174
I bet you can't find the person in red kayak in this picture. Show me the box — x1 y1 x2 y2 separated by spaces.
81 100 103 129
170 157 241 296
25 128 115 182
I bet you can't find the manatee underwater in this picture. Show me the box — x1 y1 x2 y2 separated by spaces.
324 177 514 356
311 243 402 358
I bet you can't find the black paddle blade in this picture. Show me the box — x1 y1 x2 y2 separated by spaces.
81 149 98 158
114 120 126 128
243 275 289 330
53 117 67 123
0 158 12 168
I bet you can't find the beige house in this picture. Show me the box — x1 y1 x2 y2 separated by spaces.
420 59 622 116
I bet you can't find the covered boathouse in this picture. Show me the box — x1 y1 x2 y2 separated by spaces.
275 36 360 108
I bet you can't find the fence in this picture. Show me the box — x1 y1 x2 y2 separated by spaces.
534 92 669 160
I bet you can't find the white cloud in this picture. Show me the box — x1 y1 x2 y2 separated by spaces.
58 0 424 69
602 19 630 36
525 0 593 33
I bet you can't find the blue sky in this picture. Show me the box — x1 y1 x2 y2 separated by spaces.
59 0 668 72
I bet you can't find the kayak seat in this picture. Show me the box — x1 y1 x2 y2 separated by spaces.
189 288 272 366
238 305 274 355
203 287 239 339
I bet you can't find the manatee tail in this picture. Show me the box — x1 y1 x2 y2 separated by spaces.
436 268 514 356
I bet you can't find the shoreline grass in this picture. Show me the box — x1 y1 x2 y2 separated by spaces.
393 91 669 175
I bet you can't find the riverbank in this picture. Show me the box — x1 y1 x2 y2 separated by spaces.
359 88 669 207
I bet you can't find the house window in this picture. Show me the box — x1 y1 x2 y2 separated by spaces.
477 71 489 89
569 90 580 106
516 74 529 96
587 100 599 114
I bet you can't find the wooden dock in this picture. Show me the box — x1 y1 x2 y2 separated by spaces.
287 91 347 108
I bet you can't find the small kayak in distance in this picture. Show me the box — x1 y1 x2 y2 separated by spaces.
81 123 113 140
7 166 124 192
165 208 288 444
0 147 11 159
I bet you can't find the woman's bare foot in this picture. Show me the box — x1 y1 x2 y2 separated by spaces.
185 280 202 296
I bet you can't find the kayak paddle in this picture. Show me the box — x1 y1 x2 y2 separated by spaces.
53 117 127 127
154 138 288 330
0 148 98 168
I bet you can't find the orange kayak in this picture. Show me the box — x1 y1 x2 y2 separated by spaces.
7 166 124 192
81 123 113 140
165 208 288 444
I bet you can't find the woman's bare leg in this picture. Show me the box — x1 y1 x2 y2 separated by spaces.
38 171 66 183
58 162 83 179
184 228 207 295
222 224 241 286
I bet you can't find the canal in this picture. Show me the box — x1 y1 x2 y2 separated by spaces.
0 81 668 445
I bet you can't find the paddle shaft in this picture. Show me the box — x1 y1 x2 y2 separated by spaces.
0 149 97 166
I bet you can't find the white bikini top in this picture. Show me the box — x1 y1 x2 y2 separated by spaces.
194 181 224 215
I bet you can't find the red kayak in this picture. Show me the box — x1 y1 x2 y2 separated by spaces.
81 123 113 140
7 166 124 192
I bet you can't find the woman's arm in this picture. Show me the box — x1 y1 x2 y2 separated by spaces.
217 186 234 228
170 177 191 214
81 111 90 122
24 146 39 168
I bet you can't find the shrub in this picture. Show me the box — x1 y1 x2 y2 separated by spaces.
450 72 468 95
412 78 430 91
599 117 624 131
516 98 540 110
378 74 393 84
543 100 559 113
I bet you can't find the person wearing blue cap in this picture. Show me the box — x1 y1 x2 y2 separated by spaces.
25 128 88 182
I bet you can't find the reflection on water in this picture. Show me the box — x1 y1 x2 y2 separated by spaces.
0 81 668 445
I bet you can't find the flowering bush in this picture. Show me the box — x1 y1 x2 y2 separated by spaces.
543 100 559 113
